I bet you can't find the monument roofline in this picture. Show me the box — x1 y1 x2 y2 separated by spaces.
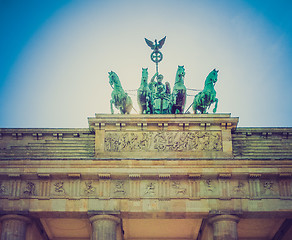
88 113 239 130
88 114 239 159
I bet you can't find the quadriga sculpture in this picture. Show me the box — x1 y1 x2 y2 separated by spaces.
171 65 186 114
193 69 219 114
137 68 152 114
108 71 133 114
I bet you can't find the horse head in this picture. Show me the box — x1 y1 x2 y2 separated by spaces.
206 69 219 85
141 68 148 85
175 65 185 83
108 71 120 88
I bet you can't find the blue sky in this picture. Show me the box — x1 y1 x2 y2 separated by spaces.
0 0 291 127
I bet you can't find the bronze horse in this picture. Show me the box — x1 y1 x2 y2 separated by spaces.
193 69 218 114
108 71 133 114
171 65 187 114
137 68 152 114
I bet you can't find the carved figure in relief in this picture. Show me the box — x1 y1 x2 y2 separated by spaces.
193 69 219 114
263 181 274 195
0 182 6 194
114 181 126 195
23 181 36 196
54 182 65 193
205 179 215 192
172 181 187 195
144 182 156 196
84 181 96 195
233 181 245 195
104 131 222 152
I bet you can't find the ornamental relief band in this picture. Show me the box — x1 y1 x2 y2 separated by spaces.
104 131 222 152
0 179 290 199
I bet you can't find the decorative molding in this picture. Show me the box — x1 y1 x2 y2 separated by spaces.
98 174 111 179
0 177 289 200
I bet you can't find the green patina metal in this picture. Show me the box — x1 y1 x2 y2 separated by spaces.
145 36 166 75
107 37 219 115
192 69 219 114
137 68 151 114
151 72 172 114
171 65 186 114
108 71 133 114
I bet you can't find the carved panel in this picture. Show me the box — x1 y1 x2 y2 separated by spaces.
0 181 9 196
82 180 97 196
261 180 279 197
170 181 188 198
51 181 67 196
231 180 247 198
23 181 37 196
104 131 222 152
111 180 128 198
202 179 218 197
142 181 158 198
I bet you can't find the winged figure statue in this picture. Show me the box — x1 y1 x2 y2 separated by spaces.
145 36 166 51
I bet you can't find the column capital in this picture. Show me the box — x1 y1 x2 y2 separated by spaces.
208 214 240 240
0 214 31 224
209 214 240 224
89 214 120 224
0 214 31 240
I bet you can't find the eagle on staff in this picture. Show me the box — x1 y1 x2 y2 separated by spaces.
145 36 166 75
144 36 166 52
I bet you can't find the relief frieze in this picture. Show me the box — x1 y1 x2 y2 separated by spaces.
0 178 289 200
104 131 222 152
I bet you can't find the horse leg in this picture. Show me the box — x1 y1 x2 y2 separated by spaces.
193 101 197 114
213 98 218 113
110 99 114 114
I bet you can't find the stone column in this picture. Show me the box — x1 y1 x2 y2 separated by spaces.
0 215 31 240
90 215 121 240
209 215 240 240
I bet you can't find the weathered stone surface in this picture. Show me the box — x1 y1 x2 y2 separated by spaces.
0 128 95 159
209 214 240 240
104 131 222 152
0 114 292 239
232 128 292 159
89 114 238 158
90 215 120 240
0 215 30 240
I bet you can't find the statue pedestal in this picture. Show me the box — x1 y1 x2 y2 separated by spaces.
88 114 238 159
